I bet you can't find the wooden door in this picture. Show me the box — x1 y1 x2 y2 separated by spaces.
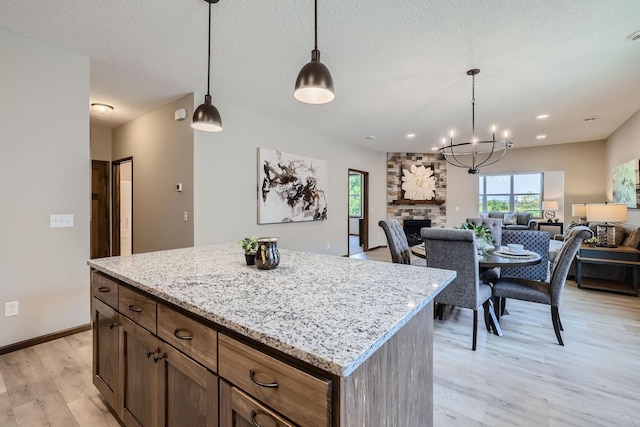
91 160 110 258
156 342 218 427
119 316 160 427
92 297 119 410
220 381 295 427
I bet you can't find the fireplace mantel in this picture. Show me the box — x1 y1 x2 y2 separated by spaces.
391 199 444 205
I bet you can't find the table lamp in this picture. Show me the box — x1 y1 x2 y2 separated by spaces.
572 203 588 225
542 200 559 222
586 203 628 247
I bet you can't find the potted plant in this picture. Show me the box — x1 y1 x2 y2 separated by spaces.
238 236 258 265
585 237 597 247
458 223 493 252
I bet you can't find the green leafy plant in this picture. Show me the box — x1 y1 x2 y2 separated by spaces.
585 237 597 244
458 223 493 245
238 236 258 254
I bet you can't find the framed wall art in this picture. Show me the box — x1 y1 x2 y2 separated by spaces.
612 159 640 209
258 148 328 224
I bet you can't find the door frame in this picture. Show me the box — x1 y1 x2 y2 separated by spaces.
112 157 133 256
91 160 110 259
348 169 369 255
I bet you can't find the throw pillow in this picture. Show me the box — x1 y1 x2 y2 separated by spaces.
614 225 627 246
515 212 532 226
503 213 517 225
623 227 640 249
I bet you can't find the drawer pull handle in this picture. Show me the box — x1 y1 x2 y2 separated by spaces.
98 287 111 293
250 410 266 427
146 351 155 358
173 328 193 341
249 370 279 388
109 322 119 330
128 305 142 313
153 354 164 363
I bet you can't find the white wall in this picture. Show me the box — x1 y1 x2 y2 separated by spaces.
0 29 90 347
606 108 640 226
194 102 388 255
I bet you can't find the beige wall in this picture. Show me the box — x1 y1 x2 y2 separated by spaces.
112 95 195 253
0 29 90 347
90 126 112 161
193 102 389 255
606 108 640 226
446 139 608 227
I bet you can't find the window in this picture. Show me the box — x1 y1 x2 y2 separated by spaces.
478 173 542 216
349 174 362 217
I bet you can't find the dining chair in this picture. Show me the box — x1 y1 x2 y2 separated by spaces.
421 228 500 350
501 230 550 281
378 219 412 264
492 226 592 345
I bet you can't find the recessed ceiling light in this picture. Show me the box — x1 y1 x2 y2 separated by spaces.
406 133 416 139
584 116 599 122
365 135 375 140
536 114 549 119
536 134 547 139
91 103 114 115
628 30 640 41
431 147 438 151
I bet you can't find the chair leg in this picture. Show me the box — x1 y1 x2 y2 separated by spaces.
494 297 501 321
558 314 564 331
483 302 492 331
483 300 503 337
551 306 564 346
434 302 445 320
472 309 478 351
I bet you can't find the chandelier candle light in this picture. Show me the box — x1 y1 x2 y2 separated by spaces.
438 69 513 174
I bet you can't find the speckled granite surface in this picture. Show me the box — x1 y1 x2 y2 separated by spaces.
87 243 455 377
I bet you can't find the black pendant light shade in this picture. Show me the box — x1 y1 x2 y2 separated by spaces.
294 0 334 104
192 0 222 132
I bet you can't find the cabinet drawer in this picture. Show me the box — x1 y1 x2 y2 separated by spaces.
218 334 330 427
221 380 296 427
119 285 157 333
157 303 218 373
91 271 118 309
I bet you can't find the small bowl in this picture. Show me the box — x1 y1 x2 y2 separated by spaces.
507 243 524 253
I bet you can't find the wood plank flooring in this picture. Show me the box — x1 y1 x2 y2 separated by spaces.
0 246 638 426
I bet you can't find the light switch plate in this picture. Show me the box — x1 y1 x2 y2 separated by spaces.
50 214 74 228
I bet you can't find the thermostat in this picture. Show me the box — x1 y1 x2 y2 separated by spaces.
174 108 187 121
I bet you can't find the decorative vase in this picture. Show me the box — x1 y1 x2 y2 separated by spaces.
255 237 280 270
245 253 256 266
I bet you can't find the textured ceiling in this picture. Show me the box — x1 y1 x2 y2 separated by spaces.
1 0 639 153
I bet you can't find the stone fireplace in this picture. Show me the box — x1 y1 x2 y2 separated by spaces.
403 219 432 246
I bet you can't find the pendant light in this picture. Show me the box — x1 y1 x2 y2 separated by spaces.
192 0 222 132
294 0 335 104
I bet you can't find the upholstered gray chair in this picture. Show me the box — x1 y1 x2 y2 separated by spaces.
421 228 500 350
466 217 503 247
501 230 550 281
493 226 592 345
378 219 411 264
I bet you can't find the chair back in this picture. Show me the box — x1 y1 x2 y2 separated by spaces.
501 230 550 280
549 226 593 305
466 217 502 247
421 228 482 309
378 219 411 264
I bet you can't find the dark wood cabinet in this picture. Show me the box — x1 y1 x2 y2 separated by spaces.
92 297 120 411
220 380 295 427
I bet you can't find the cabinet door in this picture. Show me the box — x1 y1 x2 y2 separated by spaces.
120 315 161 427
156 342 218 427
92 297 120 411
220 380 296 427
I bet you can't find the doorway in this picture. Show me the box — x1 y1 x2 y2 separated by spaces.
348 169 369 256
91 160 110 259
112 158 133 256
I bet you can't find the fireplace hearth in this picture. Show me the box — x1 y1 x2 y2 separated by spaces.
403 219 432 246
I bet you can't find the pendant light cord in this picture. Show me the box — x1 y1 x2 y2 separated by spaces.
206 0 212 96
471 73 475 136
314 0 318 51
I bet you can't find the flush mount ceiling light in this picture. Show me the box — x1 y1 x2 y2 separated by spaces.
192 0 222 132
438 69 513 174
627 30 640 41
294 0 334 104
536 134 547 139
536 114 549 119
91 103 114 115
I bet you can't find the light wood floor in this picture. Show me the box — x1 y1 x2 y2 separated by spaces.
1 247 639 426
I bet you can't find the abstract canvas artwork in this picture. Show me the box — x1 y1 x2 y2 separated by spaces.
258 148 328 224
612 159 640 209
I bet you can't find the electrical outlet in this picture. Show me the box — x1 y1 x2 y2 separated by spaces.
5 301 19 317
50 214 74 228
183 212 188 222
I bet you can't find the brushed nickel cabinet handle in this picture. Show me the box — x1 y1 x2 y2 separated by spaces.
98 287 110 293
146 351 155 358
109 322 119 330
173 328 193 341
128 305 142 313
153 354 164 363
250 410 264 427
249 370 279 388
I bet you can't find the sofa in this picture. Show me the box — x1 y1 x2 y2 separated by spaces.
479 212 537 230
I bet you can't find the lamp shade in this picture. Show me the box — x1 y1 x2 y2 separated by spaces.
294 51 335 104
192 95 222 132
572 203 587 217
586 203 628 222
542 200 559 211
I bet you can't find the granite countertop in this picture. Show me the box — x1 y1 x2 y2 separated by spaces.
87 243 455 377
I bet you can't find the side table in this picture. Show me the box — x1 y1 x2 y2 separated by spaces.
538 221 563 235
576 244 640 296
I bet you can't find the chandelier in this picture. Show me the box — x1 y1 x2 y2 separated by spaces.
438 69 513 174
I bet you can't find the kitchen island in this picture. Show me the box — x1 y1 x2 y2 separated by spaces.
88 243 455 427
